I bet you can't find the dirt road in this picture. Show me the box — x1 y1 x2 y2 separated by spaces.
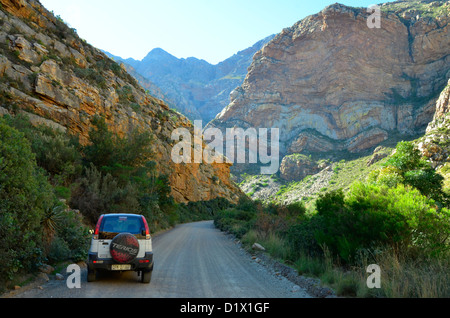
11 221 311 298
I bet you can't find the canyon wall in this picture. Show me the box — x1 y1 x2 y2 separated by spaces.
0 0 242 203
211 2 450 161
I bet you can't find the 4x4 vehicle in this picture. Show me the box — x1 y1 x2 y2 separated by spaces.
87 214 154 284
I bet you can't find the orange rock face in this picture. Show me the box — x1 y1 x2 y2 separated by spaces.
0 0 242 204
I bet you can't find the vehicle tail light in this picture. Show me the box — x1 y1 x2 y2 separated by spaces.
93 215 104 239
142 216 151 240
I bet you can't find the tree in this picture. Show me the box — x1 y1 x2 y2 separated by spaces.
375 141 448 206
386 141 427 172
83 115 154 182
83 115 116 170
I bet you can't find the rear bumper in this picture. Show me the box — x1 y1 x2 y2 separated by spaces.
88 252 154 272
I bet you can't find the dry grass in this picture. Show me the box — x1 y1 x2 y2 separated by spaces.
337 250 450 298
367 251 450 298
244 228 450 298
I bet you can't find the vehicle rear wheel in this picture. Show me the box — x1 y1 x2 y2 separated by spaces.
87 266 97 282
141 270 152 284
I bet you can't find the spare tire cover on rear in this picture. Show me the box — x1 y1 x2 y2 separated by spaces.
110 233 140 264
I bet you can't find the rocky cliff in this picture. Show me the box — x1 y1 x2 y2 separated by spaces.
418 78 450 167
0 0 242 204
109 35 275 123
211 1 450 163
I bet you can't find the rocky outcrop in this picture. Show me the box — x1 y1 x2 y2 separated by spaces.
418 78 450 168
0 0 242 204
366 146 389 167
427 79 450 131
211 1 450 162
280 154 321 182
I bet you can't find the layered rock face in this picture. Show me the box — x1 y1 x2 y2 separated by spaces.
0 0 242 204
212 2 450 160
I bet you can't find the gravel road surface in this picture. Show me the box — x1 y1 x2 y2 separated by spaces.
10 221 311 298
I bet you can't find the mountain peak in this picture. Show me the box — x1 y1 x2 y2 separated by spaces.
143 48 176 61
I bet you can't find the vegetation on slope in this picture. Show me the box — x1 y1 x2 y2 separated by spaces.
381 0 450 19
216 140 450 297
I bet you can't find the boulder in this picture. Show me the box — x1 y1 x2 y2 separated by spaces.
280 154 320 182
252 243 266 251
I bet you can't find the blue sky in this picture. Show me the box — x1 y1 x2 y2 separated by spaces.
40 0 392 65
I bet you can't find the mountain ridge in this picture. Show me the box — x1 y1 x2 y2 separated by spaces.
107 34 276 123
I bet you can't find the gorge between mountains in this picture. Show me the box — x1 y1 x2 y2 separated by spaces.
1 0 450 203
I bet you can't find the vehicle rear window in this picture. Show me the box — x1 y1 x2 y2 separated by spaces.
99 215 145 239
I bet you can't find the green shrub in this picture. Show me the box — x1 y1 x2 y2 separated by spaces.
381 141 448 205
54 209 90 262
286 214 326 259
177 198 232 224
83 115 117 170
215 216 252 238
315 183 450 263
385 141 426 172
117 85 136 103
283 201 307 218
3 114 83 186
404 168 447 205
77 116 179 231
70 164 141 225
54 186 71 200
235 196 259 213
368 166 404 188
47 237 70 264
74 67 106 88
0 118 54 279
83 115 153 177
138 173 178 232
214 198 258 238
